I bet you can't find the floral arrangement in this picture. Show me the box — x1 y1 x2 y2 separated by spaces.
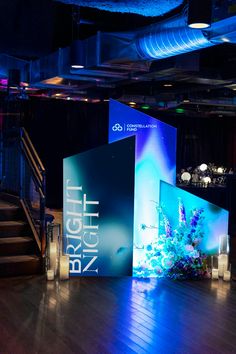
134 199 209 279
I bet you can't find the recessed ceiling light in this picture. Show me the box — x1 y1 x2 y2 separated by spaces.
221 37 230 43
188 23 210 29
187 0 212 30
175 108 185 114
141 104 150 110
71 65 84 69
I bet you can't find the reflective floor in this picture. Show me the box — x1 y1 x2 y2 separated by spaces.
0 276 236 353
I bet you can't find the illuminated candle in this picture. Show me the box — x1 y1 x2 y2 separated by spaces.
59 255 70 280
211 269 219 280
211 255 218 280
49 241 58 275
223 270 231 281
47 269 55 281
218 254 228 277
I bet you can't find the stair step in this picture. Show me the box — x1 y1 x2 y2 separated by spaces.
0 237 36 256
0 201 23 221
0 221 30 237
0 193 20 206
0 255 41 277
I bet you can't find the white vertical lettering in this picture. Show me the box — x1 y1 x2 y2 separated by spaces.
83 232 99 248
69 255 82 274
66 218 83 234
82 255 98 273
83 194 99 211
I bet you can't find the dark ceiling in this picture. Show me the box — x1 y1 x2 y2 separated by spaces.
0 0 236 118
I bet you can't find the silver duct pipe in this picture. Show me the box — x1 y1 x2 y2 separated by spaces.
135 15 215 60
135 12 236 60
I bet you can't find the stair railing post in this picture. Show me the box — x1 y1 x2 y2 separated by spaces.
19 128 24 199
40 171 46 259
0 128 2 187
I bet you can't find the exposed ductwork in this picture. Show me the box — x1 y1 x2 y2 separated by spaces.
135 19 214 59
0 3 236 109
29 12 236 89
134 12 236 60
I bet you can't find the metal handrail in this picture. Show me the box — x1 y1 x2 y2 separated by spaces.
1 126 47 258
22 128 45 173
19 127 46 257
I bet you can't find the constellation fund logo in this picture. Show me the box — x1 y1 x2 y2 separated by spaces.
112 123 123 132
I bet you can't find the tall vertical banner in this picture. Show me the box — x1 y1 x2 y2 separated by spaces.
63 137 135 276
108 100 177 274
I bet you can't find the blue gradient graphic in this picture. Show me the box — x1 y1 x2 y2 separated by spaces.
109 100 177 274
63 137 135 276
160 181 229 254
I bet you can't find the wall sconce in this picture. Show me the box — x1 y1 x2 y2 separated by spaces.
188 0 212 29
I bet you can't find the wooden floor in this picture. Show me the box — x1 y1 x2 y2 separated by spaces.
0 277 236 354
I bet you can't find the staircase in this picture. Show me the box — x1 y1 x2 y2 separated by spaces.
0 193 42 277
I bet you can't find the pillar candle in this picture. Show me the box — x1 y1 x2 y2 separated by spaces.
211 268 219 280
223 270 231 281
218 254 228 277
59 255 70 280
49 241 58 275
47 269 55 281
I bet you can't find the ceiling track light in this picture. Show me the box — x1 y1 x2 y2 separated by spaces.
187 0 212 29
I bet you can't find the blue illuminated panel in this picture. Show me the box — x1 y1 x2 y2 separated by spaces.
109 100 177 275
159 181 229 254
134 181 229 278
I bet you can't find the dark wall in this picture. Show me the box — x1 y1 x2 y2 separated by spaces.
25 99 108 208
0 0 72 58
154 112 236 171
27 102 235 209
2 96 236 210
